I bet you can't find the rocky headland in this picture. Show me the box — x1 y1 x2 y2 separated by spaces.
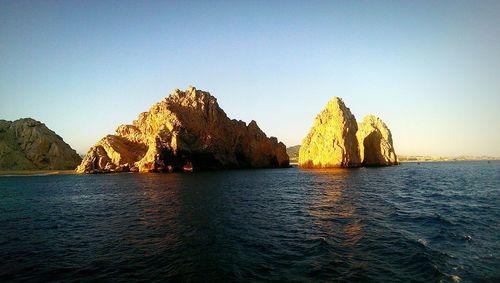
77 86 289 173
299 97 398 168
0 118 82 170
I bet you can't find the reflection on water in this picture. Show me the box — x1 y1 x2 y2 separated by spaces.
306 169 363 248
0 162 499 282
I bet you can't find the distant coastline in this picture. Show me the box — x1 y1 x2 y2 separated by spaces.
398 155 500 162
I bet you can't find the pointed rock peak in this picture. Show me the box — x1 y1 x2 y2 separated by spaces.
329 96 343 104
167 86 216 106
173 86 209 98
312 97 355 128
248 120 258 127
172 88 181 96
326 96 346 108
300 96 360 168
174 85 196 98
313 96 357 129
247 120 262 133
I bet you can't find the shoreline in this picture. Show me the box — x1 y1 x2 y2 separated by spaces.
0 170 76 176
1 159 498 176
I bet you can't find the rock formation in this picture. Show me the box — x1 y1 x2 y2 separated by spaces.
77 86 289 173
299 97 361 168
299 97 398 168
0 118 82 170
356 115 398 166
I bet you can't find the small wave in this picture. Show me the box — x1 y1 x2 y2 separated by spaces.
417 238 428 247
413 213 455 226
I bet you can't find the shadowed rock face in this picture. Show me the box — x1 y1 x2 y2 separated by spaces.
77 86 289 173
0 118 82 170
299 97 361 168
299 97 398 168
357 115 398 166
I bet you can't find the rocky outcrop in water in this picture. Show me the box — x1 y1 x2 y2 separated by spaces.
77 86 289 173
299 97 398 168
0 118 82 170
357 115 398 166
299 97 361 168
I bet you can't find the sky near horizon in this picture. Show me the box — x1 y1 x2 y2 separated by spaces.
1 0 499 156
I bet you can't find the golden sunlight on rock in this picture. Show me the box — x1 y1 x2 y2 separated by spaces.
299 97 398 168
76 86 289 173
0 118 81 170
299 97 361 168
356 115 398 166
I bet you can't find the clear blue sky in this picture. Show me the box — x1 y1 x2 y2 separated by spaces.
1 0 499 156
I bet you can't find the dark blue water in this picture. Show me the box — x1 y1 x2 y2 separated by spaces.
1 161 499 282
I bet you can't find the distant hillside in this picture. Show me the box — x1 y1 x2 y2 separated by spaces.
0 118 82 170
287 145 300 163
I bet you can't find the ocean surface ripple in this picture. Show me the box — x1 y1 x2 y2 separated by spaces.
1 161 499 282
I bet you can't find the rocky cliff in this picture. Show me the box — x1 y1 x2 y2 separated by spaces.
0 118 82 170
299 97 361 168
77 86 289 173
357 115 398 166
299 97 397 168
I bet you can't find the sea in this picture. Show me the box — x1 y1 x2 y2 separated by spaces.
0 161 498 282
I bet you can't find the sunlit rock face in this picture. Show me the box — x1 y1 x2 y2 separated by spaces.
356 115 398 166
77 86 289 173
298 97 399 168
298 97 361 168
0 118 82 170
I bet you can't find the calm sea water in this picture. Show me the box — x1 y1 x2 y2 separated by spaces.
1 161 499 282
